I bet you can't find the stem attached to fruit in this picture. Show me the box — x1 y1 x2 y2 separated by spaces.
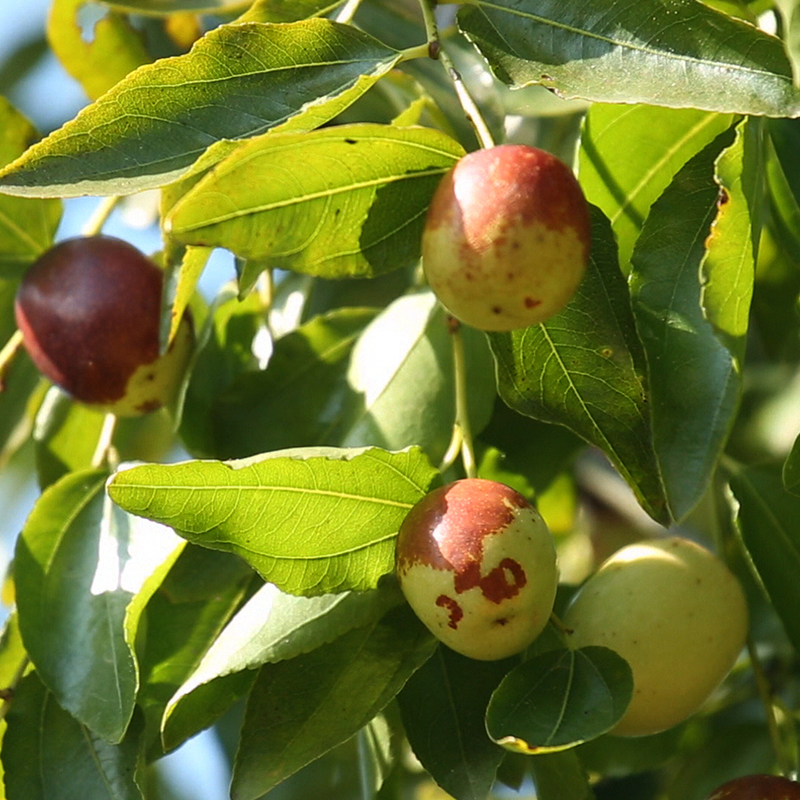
0 329 24 392
81 196 123 237
417 0 495 149
449 317 477 479
92 412 119 470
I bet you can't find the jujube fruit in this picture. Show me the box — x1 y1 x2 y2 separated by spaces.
564 536 748 737
422 144 591 332
706 774 800 799
395 478 558 661
14 235 193 417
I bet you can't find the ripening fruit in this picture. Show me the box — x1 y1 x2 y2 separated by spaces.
395 479 558 661
707 775 800 800
564 537 748 737
15 235 193 417
422 144 591 332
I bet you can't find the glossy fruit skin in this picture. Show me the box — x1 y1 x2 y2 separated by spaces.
564 537 748 737
395 479 558 661
15 235 193 417
707 774 800 799
422 144 591 332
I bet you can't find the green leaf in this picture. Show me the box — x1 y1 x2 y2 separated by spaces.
210 306 378 458
629 129 741 521
230 604 436 800
166 125 465 278
239 0 344 22
47 0 150 100
578 104 734 270
700 117 764 354
3 672 143 800
397 647 513 800
107 446 441 595
529 751 595 800
137 546 254 756
0 99 61 276
14 469 184 742
485 646 633 753
458 0 800 116
164 582 403 747
334 291 496 462
0 20 402 198
727 462 800 656
775 0 800 85
489 206 668 523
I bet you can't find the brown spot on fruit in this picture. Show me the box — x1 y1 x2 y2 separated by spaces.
395 478 558 660
436 595 463 629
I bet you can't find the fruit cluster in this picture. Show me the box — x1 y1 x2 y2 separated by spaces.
395 478 748 737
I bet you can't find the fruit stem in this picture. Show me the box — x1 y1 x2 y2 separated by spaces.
449 317 478 479
91 412 119 470
334 0 365 24
417 0 496 148
0 329 24 391
747 635 797 777
82 195 122 237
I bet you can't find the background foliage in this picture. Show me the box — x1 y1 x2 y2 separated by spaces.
2 0 800 798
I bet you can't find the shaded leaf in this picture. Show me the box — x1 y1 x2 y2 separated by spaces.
335 291 496 462
578 104 734 270
727 462 800 656
489 206 668 523
398 647 513 800
166 125 465 278
47 0 150 100
210 306 378 458
107 0 249 11
107 446 441 595
230 604 436 800
458 0 800 116
0 20 402 197
164 582 403 746
15 469 184 743
485 646 633 753
629 129 741 520
239 0 343 22
137 546 254 756
529 751 595 800
0 99 61 276
3 671 143 800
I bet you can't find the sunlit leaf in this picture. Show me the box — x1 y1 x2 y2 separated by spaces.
3 672 143 800
0 21 402 198
398 647 513 800
0 99 61 276
238 0 343 22
485 646 633 753
166 125 464 278
14 469 184 742
578 104 734 270
700 117 763 352
629 129 741 521
458 0 800 116
107 446 441 595
489 207 668 523
230 604 436 800
47 0 150 100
